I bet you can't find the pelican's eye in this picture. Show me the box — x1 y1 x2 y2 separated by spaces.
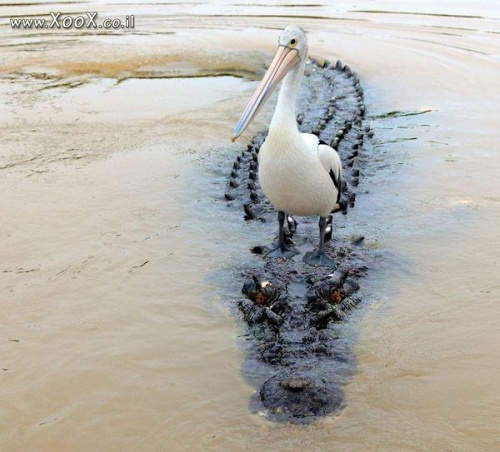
289 38 297 47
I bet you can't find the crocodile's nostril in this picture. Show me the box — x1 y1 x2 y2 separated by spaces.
280 377 312 391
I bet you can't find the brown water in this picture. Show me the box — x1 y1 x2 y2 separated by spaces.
1 1 499 450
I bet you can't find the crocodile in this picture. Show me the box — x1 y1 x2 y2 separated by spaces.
223 58 376 423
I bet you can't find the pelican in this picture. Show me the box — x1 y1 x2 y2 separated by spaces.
232 25 344 268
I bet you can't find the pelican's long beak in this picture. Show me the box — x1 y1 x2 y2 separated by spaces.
231 45 300 142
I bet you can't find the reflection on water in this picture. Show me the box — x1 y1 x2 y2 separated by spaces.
1 1 499 450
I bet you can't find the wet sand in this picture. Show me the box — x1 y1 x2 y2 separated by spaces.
1 1 499 450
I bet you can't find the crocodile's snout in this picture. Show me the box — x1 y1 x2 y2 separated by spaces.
260 369 344 421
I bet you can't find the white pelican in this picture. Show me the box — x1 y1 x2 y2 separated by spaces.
232 25 344 268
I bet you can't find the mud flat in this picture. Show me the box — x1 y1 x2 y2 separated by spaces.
223 58 379 422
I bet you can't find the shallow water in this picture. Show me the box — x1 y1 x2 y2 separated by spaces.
1 1 499 450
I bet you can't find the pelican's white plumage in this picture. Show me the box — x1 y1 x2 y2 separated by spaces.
259 132 342 218
232 26 344 267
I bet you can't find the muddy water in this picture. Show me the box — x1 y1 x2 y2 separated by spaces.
1 1 499 450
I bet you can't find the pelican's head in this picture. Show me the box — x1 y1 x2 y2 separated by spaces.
278 25 308 61
231 26 308 142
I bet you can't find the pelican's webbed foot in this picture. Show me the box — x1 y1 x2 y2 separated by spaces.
304 216 337 268
304 249 336 268
266 210 299 260
267 244 299 259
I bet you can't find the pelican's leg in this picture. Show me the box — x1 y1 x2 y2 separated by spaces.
304 216 336 268
267 211 299 259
